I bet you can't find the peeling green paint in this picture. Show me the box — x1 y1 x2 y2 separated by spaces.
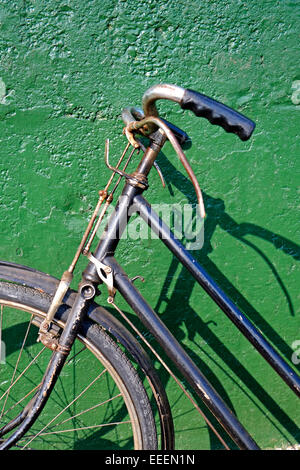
0 0 299 449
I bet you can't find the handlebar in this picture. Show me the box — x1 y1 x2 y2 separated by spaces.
142 84 255 141
121 84 256 220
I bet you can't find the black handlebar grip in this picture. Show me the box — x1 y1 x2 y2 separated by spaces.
180 89 255 141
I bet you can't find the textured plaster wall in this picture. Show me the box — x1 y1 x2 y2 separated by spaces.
0 0 299 449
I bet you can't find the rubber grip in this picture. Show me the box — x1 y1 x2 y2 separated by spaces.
181 89 255 141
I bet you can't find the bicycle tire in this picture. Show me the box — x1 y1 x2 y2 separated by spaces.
0 279 158 450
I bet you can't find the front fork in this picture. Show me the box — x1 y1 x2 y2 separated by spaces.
0 281 95 450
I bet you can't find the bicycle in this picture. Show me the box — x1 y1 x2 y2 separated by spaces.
0 84 299 450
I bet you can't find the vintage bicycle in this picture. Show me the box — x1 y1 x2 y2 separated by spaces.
0 84 299 450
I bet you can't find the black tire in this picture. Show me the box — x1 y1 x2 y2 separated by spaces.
0 280 158 450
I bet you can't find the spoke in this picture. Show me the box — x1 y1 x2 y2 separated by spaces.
20 420 132 441
45 346 88 407
57 393 122 427
1 383 41 418
66 345 87 365
0 346 46 404
111 300 231 450
0 439 35 450
21 368 109 449
0 315 35 419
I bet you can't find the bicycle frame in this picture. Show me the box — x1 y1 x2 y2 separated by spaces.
2 86 299 450
81 167 300 450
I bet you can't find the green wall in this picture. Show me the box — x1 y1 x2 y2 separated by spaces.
0 0 299 449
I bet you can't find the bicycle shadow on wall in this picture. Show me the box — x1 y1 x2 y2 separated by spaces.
107 147 299 450
3 155 298 450
148 149 300 448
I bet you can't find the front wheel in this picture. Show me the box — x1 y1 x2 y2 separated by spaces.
0 280 158 450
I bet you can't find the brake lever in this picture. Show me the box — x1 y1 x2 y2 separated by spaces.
125 116 206 218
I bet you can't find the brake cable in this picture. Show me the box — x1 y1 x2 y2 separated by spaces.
124 116 206 219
